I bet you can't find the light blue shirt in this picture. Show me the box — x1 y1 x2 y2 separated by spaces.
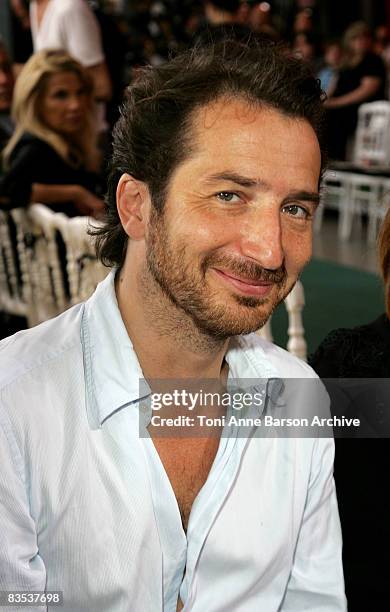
0 270 346 611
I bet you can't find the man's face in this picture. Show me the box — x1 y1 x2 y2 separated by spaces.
143 98 321 339
0 48 14 112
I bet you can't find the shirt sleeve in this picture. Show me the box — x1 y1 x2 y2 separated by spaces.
280 437 347 611
60 1 105 67
0 410 47 594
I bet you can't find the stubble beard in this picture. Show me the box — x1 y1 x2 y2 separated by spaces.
141 208 293 342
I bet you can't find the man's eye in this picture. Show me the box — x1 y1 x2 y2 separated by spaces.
216 192 240 203
282 204 310 219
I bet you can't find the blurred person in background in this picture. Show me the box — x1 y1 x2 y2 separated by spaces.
292 30 321 72
194 0 250 44
10 0 33 75
204 0 241 26
247 1 270 33
373 24 390 97
373 24 390 57
325 21 386 160
0 50 104 217
240 1 280 41
29 0 112 131
293 7 313 34
309 207 390 610
310 207 390 376
88 0 128 126
317 39 343 96
0 40 14 159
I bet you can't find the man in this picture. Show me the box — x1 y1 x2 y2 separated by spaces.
0 39 346 610
0 39 14 156
29 0 111 103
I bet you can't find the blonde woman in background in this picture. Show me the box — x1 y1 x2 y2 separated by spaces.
0 49 104 216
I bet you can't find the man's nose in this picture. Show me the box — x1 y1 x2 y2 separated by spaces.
239 207 284 270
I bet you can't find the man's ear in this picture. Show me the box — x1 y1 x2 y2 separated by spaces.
116 173 150 240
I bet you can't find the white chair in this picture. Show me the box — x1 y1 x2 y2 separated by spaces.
26 204 109 324
1 205 108 326
375 178 390 240
342 173 383 242
54 213 108 305
316 169 353 236
318 170 385 242
23 205 69 325
0 210 28 318
257 280 307 361
354 101 390 167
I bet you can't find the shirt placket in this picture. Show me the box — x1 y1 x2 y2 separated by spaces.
139 406 187 612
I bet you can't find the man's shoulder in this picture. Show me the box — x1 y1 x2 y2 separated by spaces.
237 332 318 379
0 304 84 393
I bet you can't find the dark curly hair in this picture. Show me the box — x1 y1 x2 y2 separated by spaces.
93 37 326 267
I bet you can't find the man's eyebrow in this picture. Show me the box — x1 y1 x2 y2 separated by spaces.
204 172 266 188
204 172 320 205
284 191 320 207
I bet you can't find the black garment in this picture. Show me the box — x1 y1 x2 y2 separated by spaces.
0 112 14 166
0 133 99 216
92 8 127 127
326 52 387 160
11 12 33 64
309 314 390 377
333 52 387 102
309 314 390 610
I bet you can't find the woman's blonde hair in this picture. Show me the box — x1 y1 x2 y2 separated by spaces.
342 21 371 67
4 49 99 170
378 206 390 319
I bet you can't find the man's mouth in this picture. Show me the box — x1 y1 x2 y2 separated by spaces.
212 268 276 297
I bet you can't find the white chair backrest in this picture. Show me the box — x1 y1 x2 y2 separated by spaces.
354 101 390 166
25 204 69 324
257 280 307 361
318 169 389 243
1 204 108 326
58 213 108 304
0 210 27 318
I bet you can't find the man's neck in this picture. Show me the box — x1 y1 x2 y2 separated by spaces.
115 265 229 382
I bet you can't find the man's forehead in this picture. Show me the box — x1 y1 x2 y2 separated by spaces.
189 96 318 146
194 96 262 129
186 96 320 167
171 96 322 196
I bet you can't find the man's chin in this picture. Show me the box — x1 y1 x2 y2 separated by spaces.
194 305 274 340
203 284 293 338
